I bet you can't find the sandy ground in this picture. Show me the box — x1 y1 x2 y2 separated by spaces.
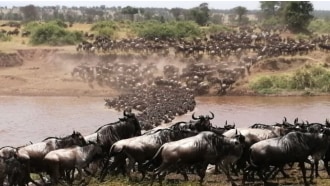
0 48 119 97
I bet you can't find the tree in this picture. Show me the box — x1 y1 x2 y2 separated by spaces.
260 1 281 18
170 8 184 21
20 5 39 21
121 6 138 21
189 3 210 26
283 1 314 32
232 6 247 25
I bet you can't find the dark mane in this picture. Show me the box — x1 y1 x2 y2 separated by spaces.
42 136 60 141
280 132 320 153
94 121 121 133
0 146 16 150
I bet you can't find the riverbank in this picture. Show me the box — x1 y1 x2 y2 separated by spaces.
0 48 330 97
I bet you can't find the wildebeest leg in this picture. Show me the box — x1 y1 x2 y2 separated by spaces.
137 163 147 181
242 165 253 185
268 165 289 179
314 160 320 178
99 155 111 181
324 158 330 176
298 161 308 186
196 163 208 184
254 167 267 184
179 169 189 181
218 162 236 186
305 159 314 183
151 163 170 186
126 157 135 181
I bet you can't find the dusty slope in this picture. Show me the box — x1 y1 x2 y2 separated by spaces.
0 48 119 97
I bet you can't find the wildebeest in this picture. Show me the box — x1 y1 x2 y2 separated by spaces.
223 128 282 174
0 146 16 159
244 130 330 185
44 141 103 185
169 112 214 132
3 156 30 186
106 128 198 181
96 110 141 179
97 110 142 153
148 131 245 186
16 131 87 184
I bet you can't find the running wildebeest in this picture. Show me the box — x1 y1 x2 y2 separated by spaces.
44 141 103 185
106 128 198 181
243 130 330 186
16 131 87 185
148 131 245 186
169 112 214 132
96 110 142 179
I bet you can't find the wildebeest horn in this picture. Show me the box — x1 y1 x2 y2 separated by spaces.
209 111 214 120
326 118 330 125
235 129 238 135
225 120 228 126
233 123 236 128
192 112 198 120
294 117 298 124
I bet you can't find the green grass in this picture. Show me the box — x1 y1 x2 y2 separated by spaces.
249 63 330 95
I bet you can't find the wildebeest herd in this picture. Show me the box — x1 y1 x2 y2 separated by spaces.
2 110 330 186
71 27 330 102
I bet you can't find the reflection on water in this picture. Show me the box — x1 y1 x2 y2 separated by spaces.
1 96 330 147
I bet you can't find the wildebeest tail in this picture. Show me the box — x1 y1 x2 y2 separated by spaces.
142 145 164 170
108 143 123 157
248 148 258 168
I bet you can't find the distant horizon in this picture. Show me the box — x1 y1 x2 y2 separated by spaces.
0 1 330 11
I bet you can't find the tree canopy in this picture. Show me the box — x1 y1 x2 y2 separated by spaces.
20 5 39 22
189 3 210 26
283 1 314 32
232 6 248 25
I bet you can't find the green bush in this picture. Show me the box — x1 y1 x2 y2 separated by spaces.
47 19 68 28
308 19 330 33
250 64 330 94
30 22 83 46
23 21 41 33
90 21 118 37
261 16 281 28
0 32 12 41
206 24 231 34
133 21 201 39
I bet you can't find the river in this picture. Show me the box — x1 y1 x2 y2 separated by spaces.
1 96 330 147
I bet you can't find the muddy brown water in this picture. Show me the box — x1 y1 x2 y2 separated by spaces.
1 96 330 147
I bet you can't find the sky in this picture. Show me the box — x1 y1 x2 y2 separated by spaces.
0 0 330 11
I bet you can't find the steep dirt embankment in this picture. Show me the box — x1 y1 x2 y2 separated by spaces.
0 49 119 97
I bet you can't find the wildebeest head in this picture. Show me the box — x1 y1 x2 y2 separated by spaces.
191 111 214 131
224 120 235 130
122 110 141 136
234 129 245 145
0 146 17 159
69 130 87 146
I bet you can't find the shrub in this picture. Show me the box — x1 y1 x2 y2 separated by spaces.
250 64 330 94
206 24 231 34
30 22 82 46
308 19 330 33
0 32 12 41
133 21 201 39
90 21 118 37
